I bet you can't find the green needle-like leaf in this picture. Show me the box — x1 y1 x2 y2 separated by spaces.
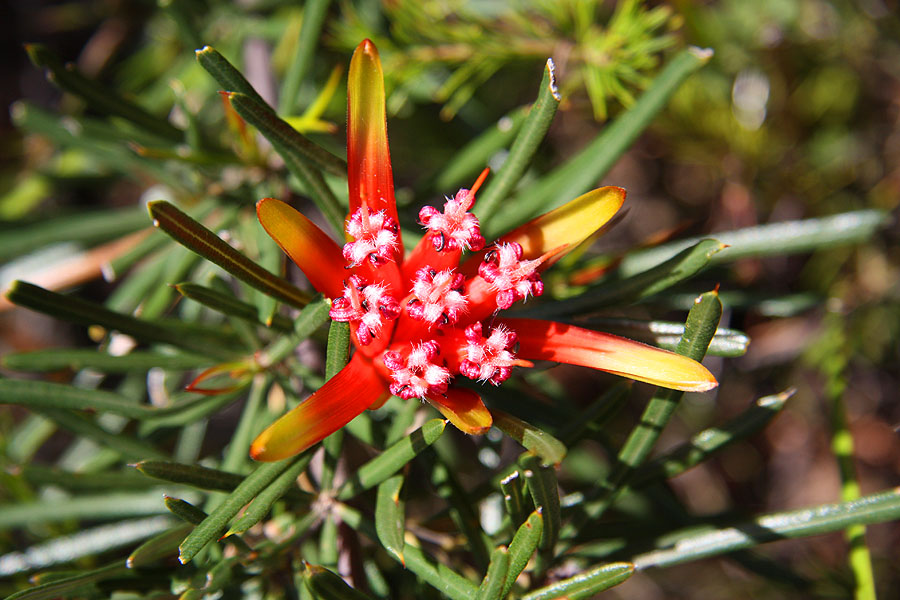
374 475 406 565
5 280 242 358
278 0 332 113
149 201 312 308
532 239 725 317
337 419 446 500
500 471 531 529
225 453 313 536
633 488 900 569
230 91 347 178
582 318 750 358
630 389 794 487
575 289 722 528
519 455 560 552
126 524 194 568
521 562 635 599
338 504 479 600
37 408 168 461
175 282 294 331
134 460 246 491
195 45 270 108
228 92 345 231
4 563 129 600
26 44 183 142
303 563 376 600
492 410 567 466
476 59 560 222
2 349 213 373
476 546 510 600
178 453 307 563
618 209 889 277
489 47 713 233
433 106 526 193
503 510 544 598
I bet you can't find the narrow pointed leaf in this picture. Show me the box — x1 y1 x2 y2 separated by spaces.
506 318 718 392
278 0 331 112
500 471 531 528
434 106 527 193
476 58 560 221
578 290 723 526
5 281 241 358
476 546 510 600
631 389 794 487
27 44 182 142
633 488 900 569
227 452 313 535
178 455 304 563
195 45 269 108
521 562 635 599
149 201 312 308
3 563 129 600
134 460 246 492
492 410 566 466
374 475 406 565
619 209 890 277
537 239 725 317
164 496 254 554
338 419 446 499
2 348 214 373
175 282 294 331
503 510 544 598
126 524 194 568
489 47 713 233
36 408 167 461
228 91 346 177
303 563 376 600
559 382 631 445
338 504 479 600
519 455 560 551
583 317 750 358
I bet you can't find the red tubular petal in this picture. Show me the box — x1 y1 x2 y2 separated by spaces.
250 354 389 461
347 40 399 229
501 318 718 393
256 198 346 299
426 387 492 434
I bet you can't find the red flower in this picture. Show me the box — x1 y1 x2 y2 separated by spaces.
250 40 717 461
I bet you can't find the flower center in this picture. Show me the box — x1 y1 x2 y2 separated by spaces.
459 322 529 385
478 242 545 310
382 340 450 399
343 206 399 266
418 188 485 252
329 275 400 346
407 268 467 327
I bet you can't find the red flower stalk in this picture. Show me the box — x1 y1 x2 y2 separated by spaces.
250 40 717 461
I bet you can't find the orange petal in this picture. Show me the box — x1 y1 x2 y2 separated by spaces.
251 354 389 461
257 197 346 299
501 318 718 392
462 186 626 275
348 40 398 226
426 387 492 435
